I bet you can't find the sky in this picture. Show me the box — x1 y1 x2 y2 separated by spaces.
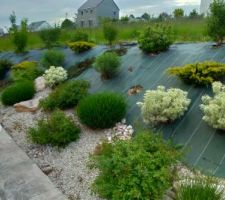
0 0 201 28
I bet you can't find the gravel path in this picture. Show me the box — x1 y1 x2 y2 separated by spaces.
0 106 105 200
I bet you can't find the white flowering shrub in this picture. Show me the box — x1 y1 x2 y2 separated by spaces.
43 66 67 87
137 86 191 126
106 119 134 143
200 82 225 130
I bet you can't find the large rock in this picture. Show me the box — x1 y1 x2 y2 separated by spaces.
14 97 43 112
35 76 46 92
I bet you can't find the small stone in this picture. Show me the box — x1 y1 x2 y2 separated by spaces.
35 76 46 92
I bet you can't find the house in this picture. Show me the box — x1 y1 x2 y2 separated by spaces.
77 0 119 27
28 21 52 32
0 28 4 36
200 0 212 15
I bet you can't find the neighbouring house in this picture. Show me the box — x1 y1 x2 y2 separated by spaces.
200 0 212 15
0 28 4 36
28 21 52 32
77 0 120 27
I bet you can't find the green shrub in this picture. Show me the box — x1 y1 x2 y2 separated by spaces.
167 61 225 86
94 52 121 79
0 59 12 79
91 131 180 200
176 178 223 200
40 80 90 111
41 50 65 68
103 24 118 45
68 41 95 53
77 92 126 129
138 25 173 53
39 28 61 49
70 31 88 42
28 110 80 147
11 61 41 81
1 81 35 105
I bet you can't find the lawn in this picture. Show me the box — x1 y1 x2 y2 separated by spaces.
0 18 209 52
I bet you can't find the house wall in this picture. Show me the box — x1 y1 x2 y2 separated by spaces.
77 7 98 28
200 0 213 15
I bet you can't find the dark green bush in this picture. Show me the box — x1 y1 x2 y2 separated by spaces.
11 61 41 81
91 131 180 200
138 25 173 53
28 110 80 147
1 81 35 105
68 41 95 53
41 50 65 68
40 80 90 111
94 52 121 79
77 92 126 129
103 24 118 45
70 31 88 42
0 59 12 80
176 178 223 200
39 28 61 49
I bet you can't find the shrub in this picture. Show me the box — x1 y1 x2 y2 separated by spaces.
103 24 118 45
0 59 12 80
137 86 191 126
11 61 41 81
28 110 80 147
43 66 68 87
40 80 90 111
138 25 173 53
70 31 88 42
41 50 65 69
176 178 223 200
39 28 61 49
77 92 126 129
94 52 121 79
167 61 225 86
200 81 225 130
1 81 35 105
68 41 95 53
91 131 180 200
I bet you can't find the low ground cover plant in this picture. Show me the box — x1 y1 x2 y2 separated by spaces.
40 80 90 111
94 52 121 79
39 28 61 49
167 61 225 86
41 50 65 69
91 131 180 200
28 110 80 147
137 86 191 126
200 81 225 130
0 59 12 79
138 25 173 53
176 178 223 200
77 92 126 129
11 61 41 81
1 81 35 105
68 41 95 53
43 66 68 87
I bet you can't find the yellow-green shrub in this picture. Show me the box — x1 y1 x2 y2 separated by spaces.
11 61 41 81
167 61 225 86
68 41 95 53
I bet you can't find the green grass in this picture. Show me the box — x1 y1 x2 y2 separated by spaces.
0 18 209 52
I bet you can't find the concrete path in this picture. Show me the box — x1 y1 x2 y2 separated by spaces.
0 125 67 200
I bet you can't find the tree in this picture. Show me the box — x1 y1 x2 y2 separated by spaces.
189 9 199 18
61 19 74 29
141 13 151 20
103 23 118 45
158 12 171 21
9 11 16 33
173 8 184 18
120 16 129 23
207 0 225 46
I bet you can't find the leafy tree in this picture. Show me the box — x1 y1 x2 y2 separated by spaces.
120 16 129 23
141 12 151 20
103 23 118 45
173 8 184 18
158 12 171 21
207 0 225 46
61 19 74 29
39 27 61 48
189 9 199 18
9 11 16 33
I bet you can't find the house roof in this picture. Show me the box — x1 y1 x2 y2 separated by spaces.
79 0 119 10
28 21 48 30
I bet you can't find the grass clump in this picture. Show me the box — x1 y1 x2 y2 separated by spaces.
28 110 80 147
91 131 180 200
167 61 225 86
40 80 90 111
94 52 121 79
41 50 65 68
68 41 95 53
1 81 35 105
77 92 126 129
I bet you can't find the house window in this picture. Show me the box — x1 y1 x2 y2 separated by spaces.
81 21 84 27
81 11 83 15
114 11 117 16
88 20 93 27
90 9 93 14
86 10 88 13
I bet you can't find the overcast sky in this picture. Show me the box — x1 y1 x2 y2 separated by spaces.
0 0 201 27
